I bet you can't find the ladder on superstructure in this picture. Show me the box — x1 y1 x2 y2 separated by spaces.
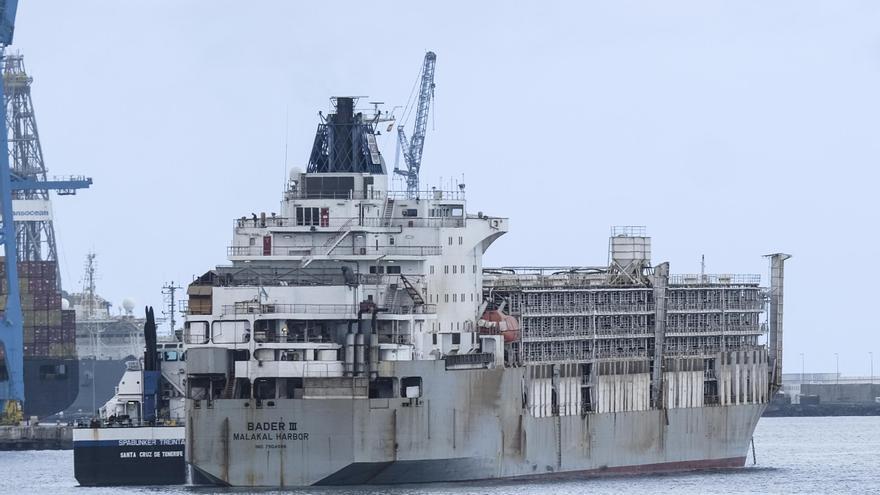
382 197 394 226
400 275 424 306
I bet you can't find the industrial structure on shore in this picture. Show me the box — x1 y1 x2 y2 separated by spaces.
0 36 92 422
0 0 103 426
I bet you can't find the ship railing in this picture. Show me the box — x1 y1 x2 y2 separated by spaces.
592 349 650 359
250 334 340 345
359 217 465 228
222 303 357 315
282 188 466 201
663 347 722 356
361 273 427 285
593 327 653 336
485 266 609 277
666 302 764 311
385 304 437 315
520 330 653 341
611 226 647 237
444 352 494 369
669 274 761 285
235 215 466 230
228 244 442 257
520 303 656 315
186 271 429 293
220 303 437 316
188 270 350 290
665 325 763 335
358 245 442 256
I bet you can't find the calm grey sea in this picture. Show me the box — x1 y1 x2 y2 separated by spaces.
1 417 878 495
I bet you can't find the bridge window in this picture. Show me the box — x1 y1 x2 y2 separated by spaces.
296 207 320 226
401 376 422 398
187 377 210 400
184 321 209 344
254 378 277 400
254 319 329 343
212 320 251 344
369 377 397 399
234 378 251 399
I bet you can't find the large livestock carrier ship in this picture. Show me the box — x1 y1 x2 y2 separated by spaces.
183 96 790 487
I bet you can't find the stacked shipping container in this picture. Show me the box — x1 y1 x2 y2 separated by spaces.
0 258 77 358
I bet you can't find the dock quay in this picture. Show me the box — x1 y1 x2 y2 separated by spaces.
0 425 72 450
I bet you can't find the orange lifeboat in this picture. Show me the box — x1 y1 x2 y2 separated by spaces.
478 308 520 343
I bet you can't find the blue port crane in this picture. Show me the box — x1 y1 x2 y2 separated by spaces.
0 1 92 422
395 51 436 197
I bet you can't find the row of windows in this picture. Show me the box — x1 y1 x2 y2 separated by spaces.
368 265 402 274
448 236 464 245
295 207 328 227
431 332 477 345
427 292 477 304
431 206 463 217
184 320 332 345
430 321 475 332
429 264 477 274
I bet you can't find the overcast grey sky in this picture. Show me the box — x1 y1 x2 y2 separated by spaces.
10 1 880 375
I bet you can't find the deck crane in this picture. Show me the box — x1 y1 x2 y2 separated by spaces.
0 1 92 423
395 51 436 198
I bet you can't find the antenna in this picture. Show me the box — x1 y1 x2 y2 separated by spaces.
161 282 183 334
81 252 98 319
283 108 289 196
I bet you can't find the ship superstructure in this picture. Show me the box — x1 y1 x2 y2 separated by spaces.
50 254 146 422
183 97 789 487
73 308 186 487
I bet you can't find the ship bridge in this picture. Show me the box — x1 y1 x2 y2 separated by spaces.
183 97 509 406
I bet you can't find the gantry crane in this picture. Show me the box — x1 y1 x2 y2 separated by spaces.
395 51 436 197
0 1 92 423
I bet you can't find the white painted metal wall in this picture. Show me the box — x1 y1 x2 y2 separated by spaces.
664 371 704 409
595 373 650 413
